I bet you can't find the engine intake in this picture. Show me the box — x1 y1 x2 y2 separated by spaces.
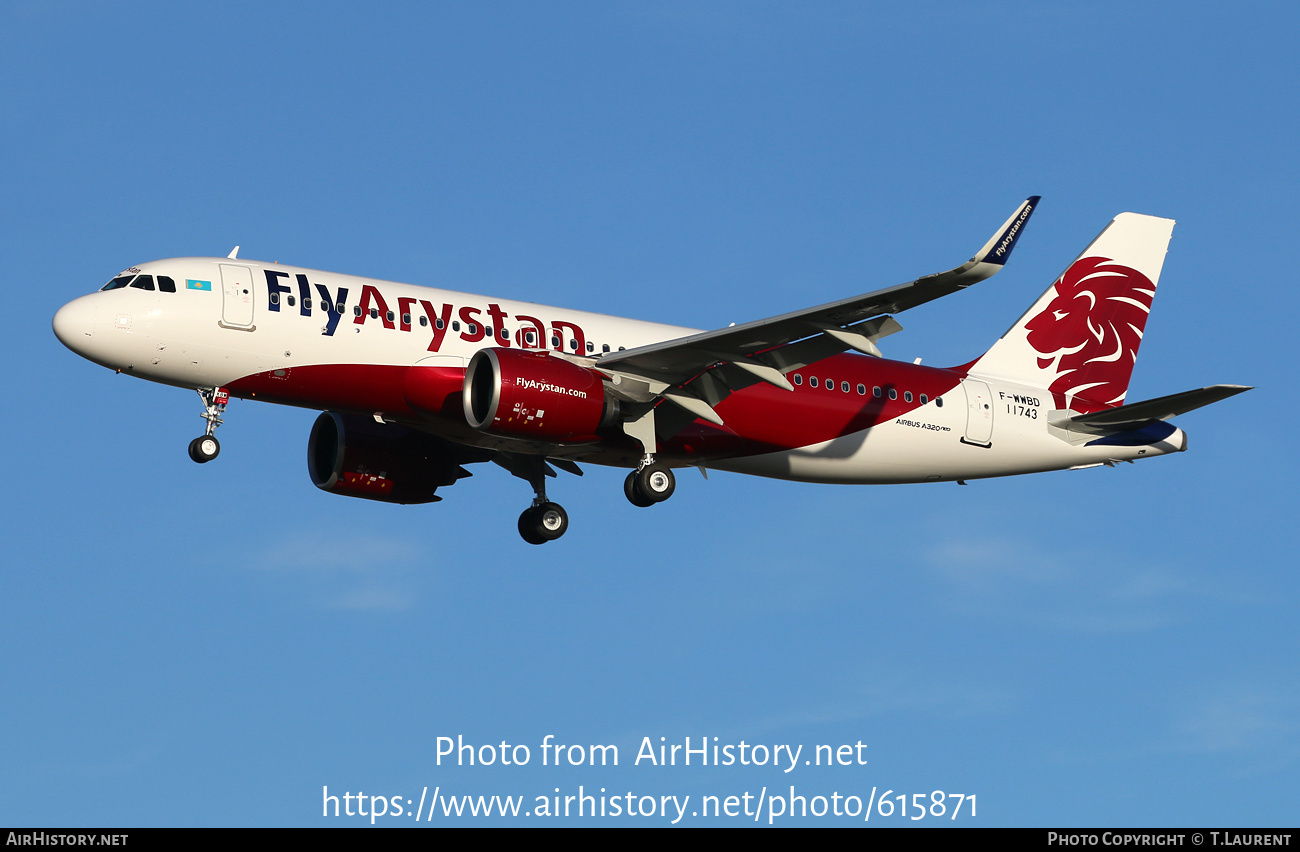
463 348 617 443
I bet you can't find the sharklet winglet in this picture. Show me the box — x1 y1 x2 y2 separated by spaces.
970 196 1040 267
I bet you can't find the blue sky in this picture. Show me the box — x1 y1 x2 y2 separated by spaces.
2 1 1295 826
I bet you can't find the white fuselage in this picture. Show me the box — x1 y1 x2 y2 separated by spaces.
53 256 1186 486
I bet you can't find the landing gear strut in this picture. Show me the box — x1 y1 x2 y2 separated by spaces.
189 387 228 464
514 456 570 545
624 455 676 507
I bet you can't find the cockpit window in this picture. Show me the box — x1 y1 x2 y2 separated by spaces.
158 276 177 293
129 275 155 291
101 275 135 290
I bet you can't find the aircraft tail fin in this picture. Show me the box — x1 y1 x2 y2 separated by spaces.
968 212 1175 413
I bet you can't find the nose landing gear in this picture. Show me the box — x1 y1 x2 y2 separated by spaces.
189 387 228 464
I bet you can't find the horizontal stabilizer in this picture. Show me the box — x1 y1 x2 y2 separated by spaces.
1051 385 1251 431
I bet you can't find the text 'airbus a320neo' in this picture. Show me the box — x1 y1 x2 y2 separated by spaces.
53 198 1248 543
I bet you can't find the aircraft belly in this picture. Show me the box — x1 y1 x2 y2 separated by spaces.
712 408 1098 484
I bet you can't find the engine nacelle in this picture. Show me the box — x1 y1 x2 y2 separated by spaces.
307 412 468 504
463 348 617 443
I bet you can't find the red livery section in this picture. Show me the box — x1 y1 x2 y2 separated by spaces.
403 365 470 420
230 364 416 416
230 350 965 460
667 355 964 458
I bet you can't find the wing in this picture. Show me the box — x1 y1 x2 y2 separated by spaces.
594 197 1040 425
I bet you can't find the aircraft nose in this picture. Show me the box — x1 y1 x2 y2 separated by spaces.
52 295 99 354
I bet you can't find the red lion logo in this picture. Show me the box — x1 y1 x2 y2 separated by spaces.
1024 256 1155 412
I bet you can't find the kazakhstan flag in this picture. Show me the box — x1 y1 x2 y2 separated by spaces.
186 279 212 291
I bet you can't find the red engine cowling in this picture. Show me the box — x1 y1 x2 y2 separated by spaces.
307 412 470 504
462 348 618 442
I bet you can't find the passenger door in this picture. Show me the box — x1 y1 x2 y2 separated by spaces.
219 264 255 329
961 378 994 447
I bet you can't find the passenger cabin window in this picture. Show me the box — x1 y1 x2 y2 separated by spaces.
129 275 155 291
810 377 818 388
857 383 866 395
888 388 897 400
419 316 428 327
353 305 362 317
920 394 928 404
904 391 913 402
602 344 610 353
303 298 312 309
841 381 850 393
873 386 882 398
794 374 803 386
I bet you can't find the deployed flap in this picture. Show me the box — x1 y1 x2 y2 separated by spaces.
1050 384 1251 432
596 197 1039 385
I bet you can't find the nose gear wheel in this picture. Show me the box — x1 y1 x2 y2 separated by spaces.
189 387 229 464
188 435 220 463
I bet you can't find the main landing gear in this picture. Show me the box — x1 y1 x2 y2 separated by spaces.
188 387 229 464
515 456 570 545
518 502 569 546
624 456 676 507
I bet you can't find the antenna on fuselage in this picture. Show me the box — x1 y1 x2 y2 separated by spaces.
227 246 240 259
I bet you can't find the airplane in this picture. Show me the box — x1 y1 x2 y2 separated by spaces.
52 197 1248 544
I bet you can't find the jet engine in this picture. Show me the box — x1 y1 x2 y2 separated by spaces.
462 348 619 443
307 412 473 504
